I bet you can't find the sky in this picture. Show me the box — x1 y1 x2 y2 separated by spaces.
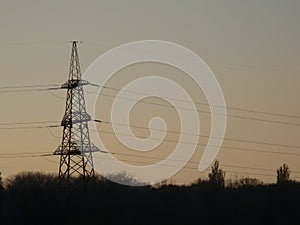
0 0 300 184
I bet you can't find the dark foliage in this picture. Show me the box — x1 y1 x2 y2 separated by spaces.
277 163 291 184
208 160 225 188
0 171 299 225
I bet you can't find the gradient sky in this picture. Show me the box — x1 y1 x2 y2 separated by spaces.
0 0 300 184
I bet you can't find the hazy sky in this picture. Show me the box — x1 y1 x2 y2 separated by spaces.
0 0 300 184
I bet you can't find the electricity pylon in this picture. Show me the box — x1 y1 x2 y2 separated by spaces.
54 41 98 184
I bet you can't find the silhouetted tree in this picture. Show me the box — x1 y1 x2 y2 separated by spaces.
277 163 291 184
238 177 262 187
0 172 2 222
106 171 144 186
208 160 225 187
0 171 300 225
0 172 3 189
0 172 3 197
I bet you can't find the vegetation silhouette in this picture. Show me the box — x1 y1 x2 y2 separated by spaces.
277 163 291 184
0 163 299 225
208 160 225 188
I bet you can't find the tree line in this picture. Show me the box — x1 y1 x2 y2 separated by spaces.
0 161 299 225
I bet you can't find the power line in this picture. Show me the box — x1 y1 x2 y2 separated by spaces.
98 92 300 126
1 150 300 179
2 120 300 157
91 84 300 119
1 121 300 157
46 127 61 138
39 155 59 164
1 118 300 152
0 89 51 93
1 150 299 177
0 84 60 90
0 120 59 126
70 156 300 179
1 118 300 153
46 90 65 100
0 88 62 94
0 154 51 158
0 124 60 130
0 151 52 156
88 157 300 179
95 119 300 149
93 92 300 127
1 83 300 120
96 129 300 157
89 149 300 173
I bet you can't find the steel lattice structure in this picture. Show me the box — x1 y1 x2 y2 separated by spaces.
54 41 98 183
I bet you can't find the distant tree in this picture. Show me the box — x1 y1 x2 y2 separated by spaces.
0 172 3 194
0 172 2 188
192 178 204 185
106 171 143 186
276 163 291 184
0 172 2 220
238 177 262 187
208 160 225 187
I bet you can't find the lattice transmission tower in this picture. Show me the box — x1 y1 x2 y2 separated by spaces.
54 41 99 184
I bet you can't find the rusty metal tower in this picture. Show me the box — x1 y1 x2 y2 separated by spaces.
54 41 98 184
